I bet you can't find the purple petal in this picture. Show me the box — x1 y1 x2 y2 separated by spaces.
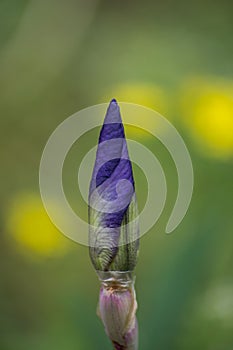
90 99 134 196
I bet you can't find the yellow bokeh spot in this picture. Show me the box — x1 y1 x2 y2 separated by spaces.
180 78 233 159
6 193 70 257
102 83 169 139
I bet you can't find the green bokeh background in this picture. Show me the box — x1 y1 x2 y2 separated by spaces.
1 1 233 349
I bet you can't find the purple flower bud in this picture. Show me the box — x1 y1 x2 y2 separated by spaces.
89 99 139 271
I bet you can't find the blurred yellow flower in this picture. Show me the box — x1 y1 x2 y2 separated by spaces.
180 77 233 159
102 83 169 139
6 193 70 257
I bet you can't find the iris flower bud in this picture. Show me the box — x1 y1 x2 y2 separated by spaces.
98 271 138 350
88 99 139 349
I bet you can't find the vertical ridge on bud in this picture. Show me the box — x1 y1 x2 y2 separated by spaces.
88 100 139 349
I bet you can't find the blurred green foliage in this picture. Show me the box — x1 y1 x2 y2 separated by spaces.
0 0 233 349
